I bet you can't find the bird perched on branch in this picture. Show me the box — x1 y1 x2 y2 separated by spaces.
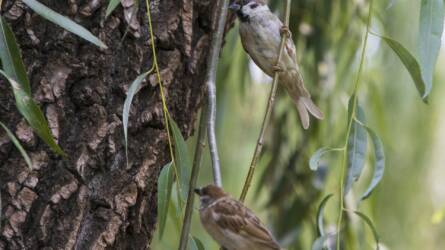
229 0 323 129
195 184 280 250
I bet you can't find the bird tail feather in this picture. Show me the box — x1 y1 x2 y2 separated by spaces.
294 96 324 129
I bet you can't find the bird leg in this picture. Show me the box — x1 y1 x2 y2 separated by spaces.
280 25 292 38
272 64 284 73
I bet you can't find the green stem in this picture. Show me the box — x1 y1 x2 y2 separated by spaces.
239 0 292 202
336 1 374 249
178 106 208 250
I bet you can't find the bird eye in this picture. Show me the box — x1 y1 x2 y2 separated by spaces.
250 3 258 9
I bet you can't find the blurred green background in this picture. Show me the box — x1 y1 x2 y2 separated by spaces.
153 0 445 249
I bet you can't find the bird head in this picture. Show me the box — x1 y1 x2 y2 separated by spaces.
194 184 227 208
229 0 267 22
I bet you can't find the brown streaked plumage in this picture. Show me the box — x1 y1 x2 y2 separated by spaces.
230 0 324 129
195 185 280 250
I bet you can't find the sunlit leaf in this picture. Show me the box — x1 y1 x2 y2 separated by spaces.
0 70 66 156
418 0 444 98
316 194 333 236
168 116 192 201
0 121 32 169
22 0 107 49
106 0 121 17
309 147 341 171
361 127 385 200
345 99 367 195
157 161 173 239
376 34 426 102
0 17 31 95
123 71 151 166
354 211 380 250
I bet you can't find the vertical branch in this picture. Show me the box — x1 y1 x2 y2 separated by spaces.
178 106 208 250
206 0 230 187
239 0 292 202
336 0 374 249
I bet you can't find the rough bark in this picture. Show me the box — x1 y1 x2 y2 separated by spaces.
0 0 222 249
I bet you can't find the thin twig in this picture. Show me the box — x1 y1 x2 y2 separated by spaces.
336 1 374 249
206 0 230 187
178 106 208 250
239 0 292 202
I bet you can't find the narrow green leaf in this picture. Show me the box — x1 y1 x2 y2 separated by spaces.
22 0 107 49
168 116 192 201
192 237 205 250
418 0 444 98
188 236 205 250
345 99 367 195
157 162 174 239
316 194 334 236
354 211 380 250
377 34 426 101
0 121 32 169
0 70 66 156
309 147 342 171
106 0 121 17
0 18 31 95
123 71 150 166
312 234 335 250
361 127 385 200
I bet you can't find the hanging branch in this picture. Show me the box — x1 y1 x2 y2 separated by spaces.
336 1 374 249
178 106 208 250
206 0 230 187
239 0 292 202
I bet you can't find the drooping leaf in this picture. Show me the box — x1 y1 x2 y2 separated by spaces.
0 121 32 169
188 236 205 250
312 234 335 250
168 116 192 201
192 237 205 250
106 0 121 17
377 34 426 102
309 147 341 171
354 211 380 250
418 0 444 98
345 99 367 195
316 194 334 236
0 70 66 156
22 0 107 49
361 127 385 200
123 71 151 165
157 161 174 239
0 18 31 95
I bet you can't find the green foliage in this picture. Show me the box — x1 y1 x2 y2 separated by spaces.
377 34 428 101
106 0 121 17
353 211 380 249
418 0 444 97
22 0 107 49
361 127 385 200
0 18 65 156
345 101 368 195
189 236 205 250
316 194 334 236
168 116 192 201
123 70 153 165
157 161 174 239
0 121 32 169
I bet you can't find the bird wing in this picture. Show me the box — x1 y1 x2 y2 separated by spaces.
213 198 281 249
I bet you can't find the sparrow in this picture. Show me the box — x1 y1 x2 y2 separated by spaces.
229 0 324 129
195 184 280 250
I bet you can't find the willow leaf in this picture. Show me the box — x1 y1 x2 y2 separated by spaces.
22 0 107 49
0 121 32 169
157 162 173 239
361 127 385 200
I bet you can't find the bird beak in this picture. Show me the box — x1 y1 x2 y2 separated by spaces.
194 188 201 196
229 3 241 11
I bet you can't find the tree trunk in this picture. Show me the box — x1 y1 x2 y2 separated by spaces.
0 1 221 249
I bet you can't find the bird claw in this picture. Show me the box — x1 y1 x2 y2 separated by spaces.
280 26 292 38
272 65 284 73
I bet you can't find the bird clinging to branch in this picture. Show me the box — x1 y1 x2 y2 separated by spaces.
230 0 323 129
